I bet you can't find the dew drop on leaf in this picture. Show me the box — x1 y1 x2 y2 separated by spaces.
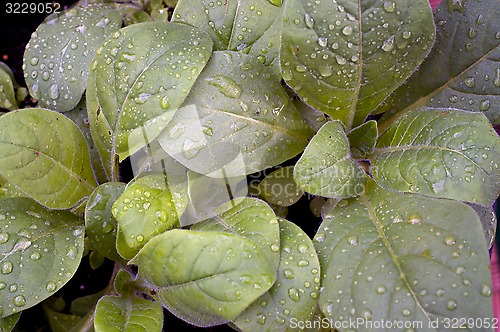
304 13 314 29
342 25 353 36
0 233 9 244
383 1 396 12
447 300 457 310
288 287 300 302
1 262 13 274
46 281 57 292
481 284 492 297
13 295 26 307
256 313 266 324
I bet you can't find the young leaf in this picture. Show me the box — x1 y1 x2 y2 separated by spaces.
347 120 378 158
281 0 435 128
314 181 492 327
294 121 367 198
0 198 84 318
0 312 20 332
133 229 276 327
192 197 281 271
0 108 97 209
370 108 500 206
85 182 126 262
94 295 163 332
378 0 500 125
233 219 320 331
0 65 17 110
158 51 311 177
86 22 213 165
257 166 304 207
112 174 180 252
23 4 122 112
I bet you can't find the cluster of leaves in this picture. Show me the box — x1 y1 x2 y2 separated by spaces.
0 0 499 330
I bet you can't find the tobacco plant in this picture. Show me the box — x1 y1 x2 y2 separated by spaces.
0 0 499 330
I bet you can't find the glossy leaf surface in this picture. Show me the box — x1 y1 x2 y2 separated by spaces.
258 166 304 207
0 198 84 318
23 4 122 111
0 109 97 209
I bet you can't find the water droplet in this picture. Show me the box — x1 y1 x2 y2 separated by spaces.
283 268 295 279
402 31 411 39
66 247 77 259
347 236 358 245
335 55 347 65
435 288 445 297
296 64 307 72
102 221 113 233
383 1 396 12
160 96 170 109
202 125 213 136
342 25 353 36
0 233 9 244
183 138 206 159
408 214 422 224
136 235 144 243
447 300 457 310
376 285 387 294
288 287 300 302
1 262 13 274
9 284 17 292
30 57 39 66
298 244 308 253
318 37 328 47
444 235 456 246
305 13 314 29
360 309 373 320
481 284 492 297
464 77 476 87
168 123 185 140
479 99 490 111
381 35 395 52
0 282 5 290
319 65 333 77
207 75 242 98
30 252 41 261
41 71 50 81
46 281 56 292
49 83 59 99
13 295 26 307
447 0 466 12
257 313 266 324
298 260 309 267
494 68 500 87
467 28 477 39
402 308 411 316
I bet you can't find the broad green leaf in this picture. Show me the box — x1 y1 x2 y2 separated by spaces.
314 181 492 329
94 295 163 332
43 302 84 332
112 174 180 252
0 66 17 110
133 229 276 326
294 121 367 198
369 108 500 206
0 108 97 209
377 0 500 125
281 0 435 128
70 287 108 317
64 98 108 183
347 120 378 158
159 51 311 177
0 198 85 318
258 166 304 206
85 182 126 262
0 313 20 332
172 0 282 73
233 219 320 331
23 4 122 112
192 197 280 271
183 170 247 226
294 98 328 132
86 22 213 165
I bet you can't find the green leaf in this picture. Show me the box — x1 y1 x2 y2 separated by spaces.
347 120 378 159
159 51 311 177
258 166 304 207
43 302 84 332
172 0 283 72
468 203 497 250
94 295 163 332
294 121 367 198
233 219 320 331
0 198 85 318
0 108 97 209
23 4 122 112
64 98 108 183
0 65 17 110
369 107 500 206
133 229 276 326
85 182 125 262
0 313 20 332
112 174 180 252
281 0 435 128
314 181 492 328
0 177 25 200
192 197 280 271
377 0 500 125
70 287 108 317
87 22 213 165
